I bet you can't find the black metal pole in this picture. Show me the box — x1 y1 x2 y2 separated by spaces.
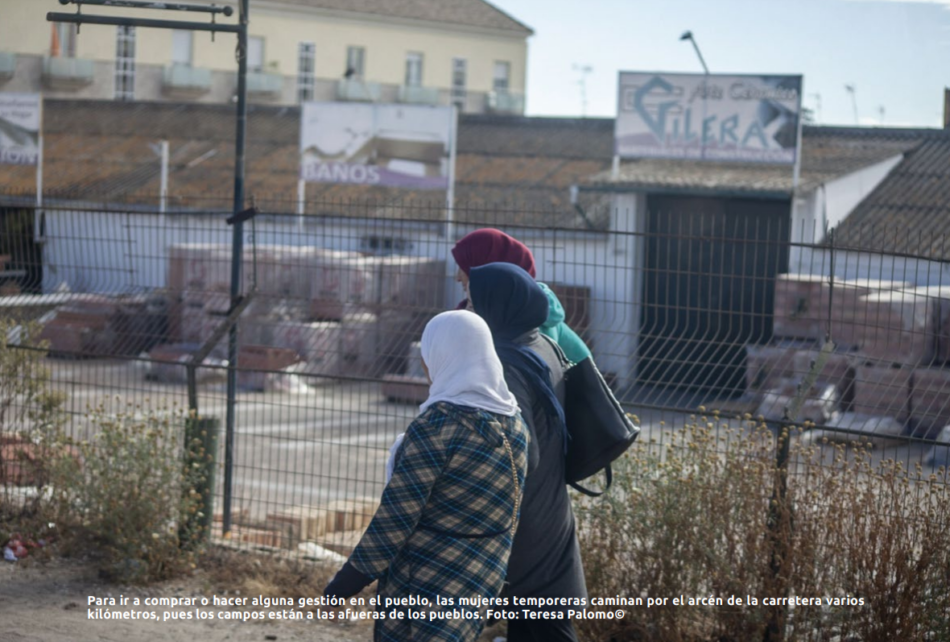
46 12 240 33
222 0 248 538
58 0 233 15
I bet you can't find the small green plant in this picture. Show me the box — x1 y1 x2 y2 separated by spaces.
48 400 209 583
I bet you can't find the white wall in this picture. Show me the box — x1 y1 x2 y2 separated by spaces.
40 208 632 376
41 210 450 293
782 153 908 282
823 154 904 232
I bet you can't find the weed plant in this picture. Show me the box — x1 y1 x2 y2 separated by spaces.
574 413 950 642
47 401 210 583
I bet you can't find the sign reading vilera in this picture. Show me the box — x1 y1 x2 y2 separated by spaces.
615 72 803 164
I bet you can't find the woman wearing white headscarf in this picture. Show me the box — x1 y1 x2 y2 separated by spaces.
324 311 530 642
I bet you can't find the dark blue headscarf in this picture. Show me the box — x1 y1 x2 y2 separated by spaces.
468 263 567 450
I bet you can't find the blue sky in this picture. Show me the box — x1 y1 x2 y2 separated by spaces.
491 0 950 127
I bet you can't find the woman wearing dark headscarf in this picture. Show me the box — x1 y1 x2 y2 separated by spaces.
324 311 529 642
452 228 591 363
468 262 587 642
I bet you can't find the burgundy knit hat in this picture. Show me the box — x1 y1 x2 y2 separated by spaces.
451 228 537 278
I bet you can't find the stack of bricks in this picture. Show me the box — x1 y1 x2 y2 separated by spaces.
264 498 380 551
166 244 447 383
758 274 950 438
309 254 379 321
773 273 829 341
38 296 118 357
853 290 937 365
910 368 950 439
828 279 913 350
745 344 801 392
167 244 232 345
236 345 302 391
910 286 950 364
382 341 428 403
147 343 226 384
241 319 342 378
852 363 913 424
792 349 855 411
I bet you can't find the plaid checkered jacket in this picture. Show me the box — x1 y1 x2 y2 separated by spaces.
350 401 529 642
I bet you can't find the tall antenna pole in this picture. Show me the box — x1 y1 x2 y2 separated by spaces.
573 64 592 117
809 92 822 124
845 84 858 125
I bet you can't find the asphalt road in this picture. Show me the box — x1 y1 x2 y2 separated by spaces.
45 359 419 524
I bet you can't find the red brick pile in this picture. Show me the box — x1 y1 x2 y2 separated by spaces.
754 275 950 439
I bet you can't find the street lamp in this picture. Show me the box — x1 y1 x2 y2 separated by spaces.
679 30 710 75
680 31 710 159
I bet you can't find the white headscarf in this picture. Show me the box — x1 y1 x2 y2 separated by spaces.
418 310 519 417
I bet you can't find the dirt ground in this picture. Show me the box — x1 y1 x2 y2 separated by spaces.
1 556 370 642
1 554 511 642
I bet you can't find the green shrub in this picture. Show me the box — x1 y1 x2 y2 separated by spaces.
574 415 950 642
47 401 210 583
0 319 65 508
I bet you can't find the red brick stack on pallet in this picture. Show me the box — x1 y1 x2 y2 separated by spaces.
213 497 381 554
157 244 446 391
758 274 950 440
37 294 170 358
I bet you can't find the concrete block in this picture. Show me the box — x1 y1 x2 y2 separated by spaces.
911 368 950 439
853 364 912 423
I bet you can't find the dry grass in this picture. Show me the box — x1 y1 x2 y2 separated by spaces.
200 545 339 598
574 415 950 642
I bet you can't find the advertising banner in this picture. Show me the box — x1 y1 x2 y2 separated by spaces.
0 93 42 166
300 102 454 190
616 72 802 164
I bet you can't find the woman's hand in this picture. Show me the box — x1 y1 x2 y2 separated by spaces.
323 561 373 599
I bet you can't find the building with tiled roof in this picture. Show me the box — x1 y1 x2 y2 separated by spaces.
587 129 920 198
272 0 532 35
0 0 530 114
4 99 950 239
826 128 950 258
0 100 613 229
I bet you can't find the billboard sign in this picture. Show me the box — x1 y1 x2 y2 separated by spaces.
0 93 41 166
616 72 802 164
300 102 454 190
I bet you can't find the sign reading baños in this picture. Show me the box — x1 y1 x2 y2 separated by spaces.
616 72 802 164
300 102 454 190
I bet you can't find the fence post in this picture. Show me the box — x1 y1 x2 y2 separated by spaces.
180 414 220 549
763 416 792 642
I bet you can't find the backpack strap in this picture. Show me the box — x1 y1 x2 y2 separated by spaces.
539 333 573 369
569 464 612 497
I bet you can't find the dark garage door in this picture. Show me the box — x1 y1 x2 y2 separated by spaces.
638 195 791 394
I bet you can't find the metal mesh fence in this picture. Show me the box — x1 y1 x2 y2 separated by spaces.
2 195 950 560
